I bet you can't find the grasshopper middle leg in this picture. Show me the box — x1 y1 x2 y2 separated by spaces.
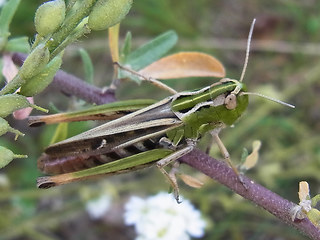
211 130 247 188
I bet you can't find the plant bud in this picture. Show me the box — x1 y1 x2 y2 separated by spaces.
20 54 62 96
88 0 132 31
35 0 66 36
0 94 48 118
19 44 50 79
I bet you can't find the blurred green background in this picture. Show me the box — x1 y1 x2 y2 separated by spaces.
1 0 320 239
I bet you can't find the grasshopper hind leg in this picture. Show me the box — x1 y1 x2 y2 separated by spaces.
156 144 195 203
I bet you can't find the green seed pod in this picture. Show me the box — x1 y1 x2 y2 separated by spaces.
35 0 66 36
0 117 24 139
0 94 48 118
19 43 50 79
0 146 27 169
88 0 133 31
20 54 62 96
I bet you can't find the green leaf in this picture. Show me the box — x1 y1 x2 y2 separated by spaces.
5 36 30 53
0 0 21 37
123 30 178 71
50 122 69 145
120 31 132 61
78 48 94 84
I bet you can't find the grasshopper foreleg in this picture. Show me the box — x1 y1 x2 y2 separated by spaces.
210 130 247 188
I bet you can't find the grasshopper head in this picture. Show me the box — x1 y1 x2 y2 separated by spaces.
219 78 246 110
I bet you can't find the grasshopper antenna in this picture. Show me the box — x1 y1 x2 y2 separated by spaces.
239 19 295 109
240 92 295 108
239 18 256 83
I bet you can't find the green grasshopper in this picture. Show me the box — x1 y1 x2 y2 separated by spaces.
34 19 294 200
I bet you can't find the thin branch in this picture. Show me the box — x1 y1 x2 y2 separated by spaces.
180 149 320 240
12 53 116 105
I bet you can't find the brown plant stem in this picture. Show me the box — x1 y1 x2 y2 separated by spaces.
180 149 320 240
12 53 116 105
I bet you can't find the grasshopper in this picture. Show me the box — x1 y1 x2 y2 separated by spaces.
34 19 294 200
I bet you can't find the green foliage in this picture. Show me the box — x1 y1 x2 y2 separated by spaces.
0 0 21 39
123 30 178 71
78 48 94 84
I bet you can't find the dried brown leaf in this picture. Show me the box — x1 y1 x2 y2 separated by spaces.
179 173 204 188
139 52 225 79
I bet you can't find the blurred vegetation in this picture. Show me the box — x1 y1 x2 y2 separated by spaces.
1 0 320 239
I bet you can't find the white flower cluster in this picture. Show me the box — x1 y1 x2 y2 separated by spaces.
85 194 112 220
0 0 6 8
124 192 206 240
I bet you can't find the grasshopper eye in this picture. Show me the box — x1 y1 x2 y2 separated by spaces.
225 94 237 110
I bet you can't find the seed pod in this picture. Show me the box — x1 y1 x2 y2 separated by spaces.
88 0 133 31
0 117 24 139
0 146 27 169
20 55 62 96
19 44 50 79
35 0 66 36
0 94 48 118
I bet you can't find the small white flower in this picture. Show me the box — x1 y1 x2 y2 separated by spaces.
85 194 111 219
124 192 206 240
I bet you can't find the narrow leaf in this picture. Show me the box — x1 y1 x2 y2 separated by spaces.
0 0 21 37
139 52 225 79
123 30 178 70
50 122 68 145
79 48 94 84
120 31 132 61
